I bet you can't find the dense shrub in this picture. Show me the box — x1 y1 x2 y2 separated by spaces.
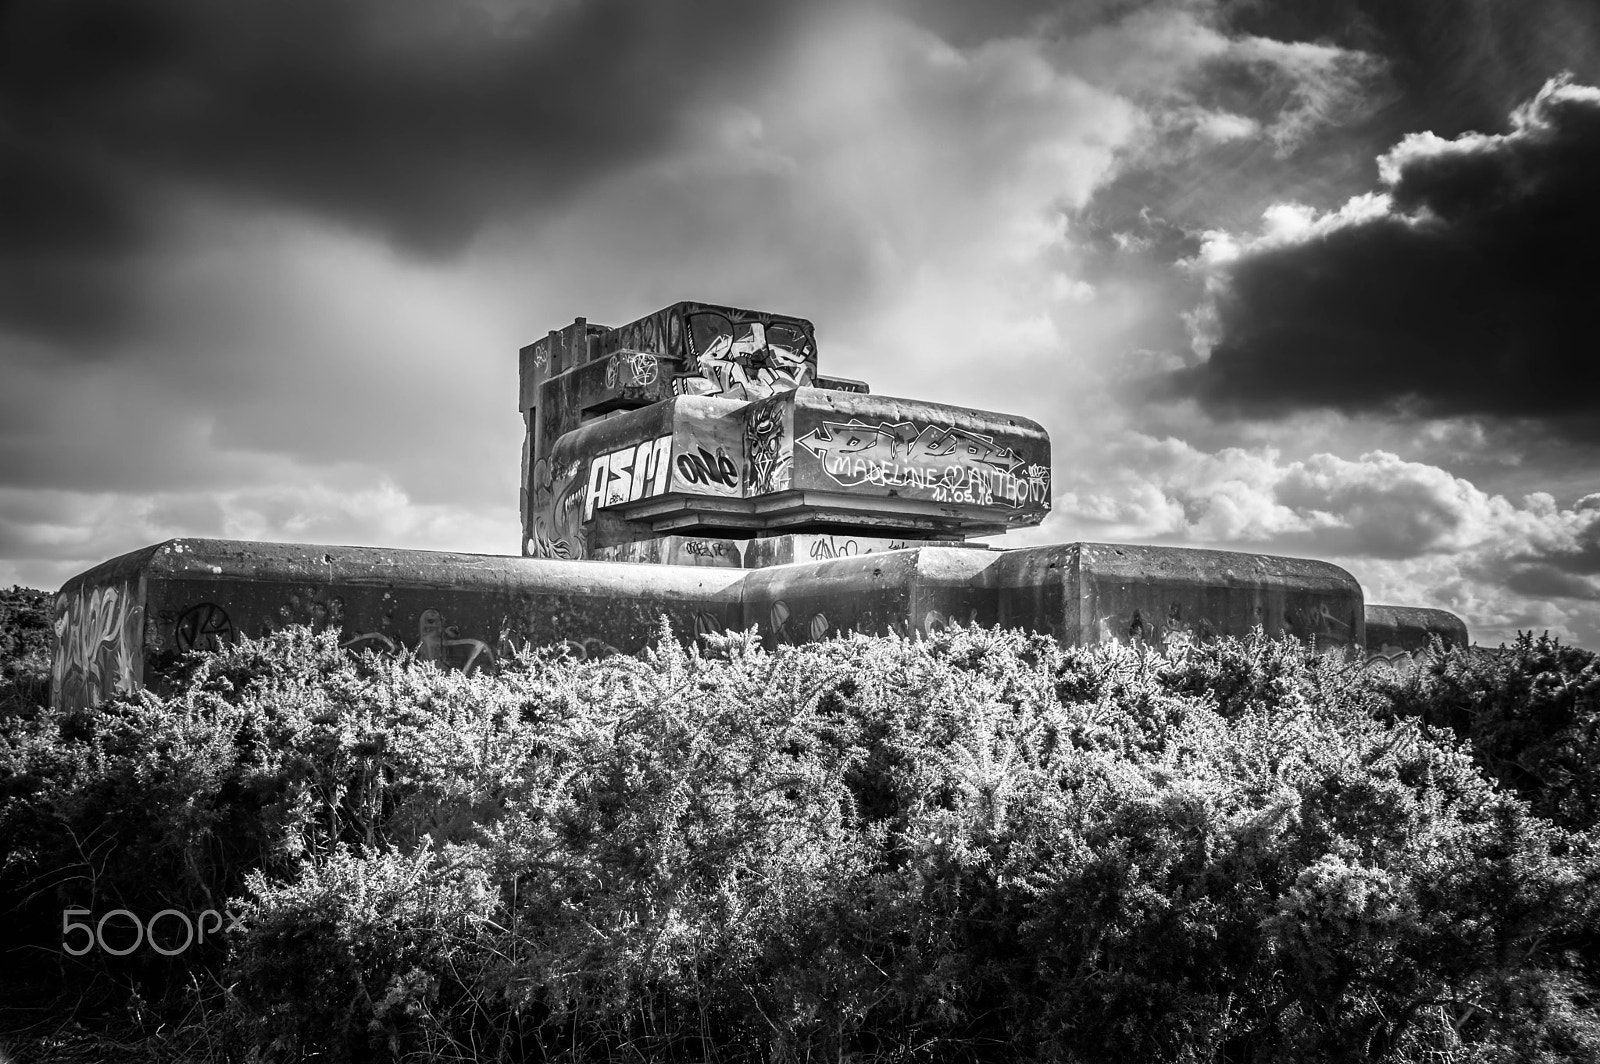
226 842 498 1062
0 586 50 720
1 618 1597 1062
1381 632 1600 832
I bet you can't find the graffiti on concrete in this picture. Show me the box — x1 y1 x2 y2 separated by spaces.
416 607 495 674
585 436 674 520
519 302 1050 549
769 600 791 641
597 304 818 402
921 607 980 636
798 419 1023 474
335 610 493 674
691 611 727 639
860 606 911 640
53 582 143 707
589 537 741 567
526 456 589 560
1115 603 1222 658
805 535 914 561
342 631 400 654
527 435 675 560
174 603 233 653
163 591 495 676
744 395 790 495
764 597 972 645
767 599 834 645
1121 602 1212 655
605 352 660 390
675 444 741 494
561 635 624 661
607 305 682 360
678 312 815 401
684 539 736 559
796 419 1050 509
1289 603 1354 644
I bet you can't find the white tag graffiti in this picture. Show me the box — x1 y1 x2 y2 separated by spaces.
584 435 673 519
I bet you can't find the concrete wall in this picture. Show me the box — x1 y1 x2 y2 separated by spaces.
594 302 820 402
519 303 821 556
51 539 744 711
990 543 1365 651
1365 604 1470 658
50 551 150 712
737 547 1002 648
526 386 1054 558
52 538 1370 711
778 389 1051 525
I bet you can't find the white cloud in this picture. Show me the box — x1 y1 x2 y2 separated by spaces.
1227 33 1383 151
1377 74 1600 186
0 475 510 593
1055 2 1381 155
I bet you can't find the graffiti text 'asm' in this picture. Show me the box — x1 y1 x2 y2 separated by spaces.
585 436 673 519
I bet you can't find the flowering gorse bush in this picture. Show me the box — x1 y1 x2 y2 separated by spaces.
2 621 1597 1062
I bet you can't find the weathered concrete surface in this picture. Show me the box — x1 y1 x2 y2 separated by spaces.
520 304 821 556
520 303 1053 558
595 302 820 401
591 532 983 569
49 545 155 711
53 538 1379 710
742 533 971 568
525 386 1053 557
519 304 819 437
776 389 1051 521
52 539 744 712
737 547 1004 648
591 535 745 568
993 543 1366 652
526 395 751 559
736 542 1361 652
1365 604 1469 656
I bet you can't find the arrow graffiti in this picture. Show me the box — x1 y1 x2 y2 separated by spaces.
795 418 1047 510
797 419 1025 473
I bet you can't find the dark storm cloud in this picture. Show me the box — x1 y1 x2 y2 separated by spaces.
1223 0 1600 141
1159 76 1600 439
1083 0 1600 255
0 0 815 343
1505 566 1598 600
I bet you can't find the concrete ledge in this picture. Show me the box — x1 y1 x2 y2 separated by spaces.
734 546 1005 647
741 533 940 569
1365 604 1469 654
992 542 1364 651
52 539 745 710
53 537 1376 711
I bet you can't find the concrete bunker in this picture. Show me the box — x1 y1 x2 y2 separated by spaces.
52 300 1467 710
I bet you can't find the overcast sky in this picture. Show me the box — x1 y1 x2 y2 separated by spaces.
3 0 1599 647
